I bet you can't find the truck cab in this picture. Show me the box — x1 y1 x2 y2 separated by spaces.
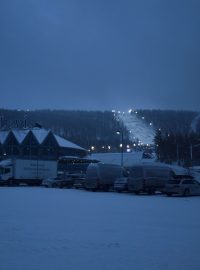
0 160 13 185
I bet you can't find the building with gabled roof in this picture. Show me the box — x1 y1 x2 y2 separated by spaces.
0 127 87 160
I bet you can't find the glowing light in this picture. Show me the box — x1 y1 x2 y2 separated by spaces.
91 146 95 150
142 117 145 119
120 144 123 148
127 145 130 148
128 109 132 113
127 149 131 152
108 145 111 150
150 122 152 126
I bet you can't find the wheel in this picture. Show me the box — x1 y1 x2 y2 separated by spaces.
166 193 172 197
183 189 190 197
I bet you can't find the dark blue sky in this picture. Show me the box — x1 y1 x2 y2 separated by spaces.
1 0 200 111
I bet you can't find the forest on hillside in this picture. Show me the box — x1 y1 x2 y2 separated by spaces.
0 109 131 152
1 109 200 163
134 109 199 134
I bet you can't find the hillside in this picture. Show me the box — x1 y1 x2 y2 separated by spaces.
0 109 131 152
0 109 199 154
133 109 200 134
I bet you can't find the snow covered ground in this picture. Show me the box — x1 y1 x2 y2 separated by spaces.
0 187 200 270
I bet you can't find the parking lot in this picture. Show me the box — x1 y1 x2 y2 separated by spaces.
0 187 200 270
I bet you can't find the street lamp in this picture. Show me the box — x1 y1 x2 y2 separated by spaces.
116 130 124 166
190 143 200 164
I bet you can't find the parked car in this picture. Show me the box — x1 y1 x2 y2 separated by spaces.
42 176 74 188
85 163 125 191
114 177 128 192
163 177 200 196
127 164 174 194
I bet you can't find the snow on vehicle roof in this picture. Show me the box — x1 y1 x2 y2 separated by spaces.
90 152 188 175
90 151 155 166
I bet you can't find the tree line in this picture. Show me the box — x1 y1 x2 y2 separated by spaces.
135 109 199 134
0 109 131 152
154 130 200 166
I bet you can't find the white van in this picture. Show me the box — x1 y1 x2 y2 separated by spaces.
127 164 174 194
85 163 125 191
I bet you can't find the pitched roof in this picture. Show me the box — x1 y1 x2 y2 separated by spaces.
12 129 30 143
0 131 9 144
31 128 50 144
0 128 86 151
53 134 85 150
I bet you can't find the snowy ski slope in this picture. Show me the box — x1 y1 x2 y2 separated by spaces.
116 111 155 145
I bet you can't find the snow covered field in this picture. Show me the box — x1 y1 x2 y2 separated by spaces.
0 187 200 270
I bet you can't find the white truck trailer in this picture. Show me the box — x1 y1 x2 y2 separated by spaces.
0 159 57 186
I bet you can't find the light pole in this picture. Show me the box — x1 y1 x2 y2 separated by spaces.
190 142 200 165
116 130 124 166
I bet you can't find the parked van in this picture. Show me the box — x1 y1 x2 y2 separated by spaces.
127 164 174 194
85 163 125 191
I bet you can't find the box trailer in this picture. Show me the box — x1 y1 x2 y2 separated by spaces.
0 159 57 186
